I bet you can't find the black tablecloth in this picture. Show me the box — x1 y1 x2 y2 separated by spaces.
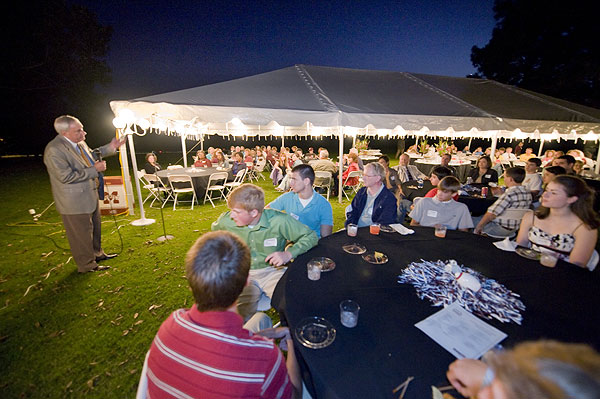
400 180 434 201
272 227 600 399
583 177 600 211
156 167 233 199
414 161 473 182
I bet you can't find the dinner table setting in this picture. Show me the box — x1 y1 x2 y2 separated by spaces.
271 225 600 398
156 166 233 199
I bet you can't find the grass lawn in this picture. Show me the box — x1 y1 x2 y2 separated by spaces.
0 154 368 398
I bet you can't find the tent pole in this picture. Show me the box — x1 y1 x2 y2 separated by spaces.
490 133 498 163
595 144 600 174
338 128 344 204
117 129 135 215
352 136 356 148
200 134 204 151
181 135 188 167
127 133 155 226
281 135 285 150
538 139 545 157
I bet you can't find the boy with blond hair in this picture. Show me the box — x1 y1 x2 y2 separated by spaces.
212 183 318 320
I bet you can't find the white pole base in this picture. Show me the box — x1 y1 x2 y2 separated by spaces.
131 218 156 226
156 235 175 242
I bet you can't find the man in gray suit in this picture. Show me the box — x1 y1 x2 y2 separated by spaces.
44 115 126 273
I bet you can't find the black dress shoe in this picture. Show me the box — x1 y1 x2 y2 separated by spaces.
91 265 111 272
96 253 118 262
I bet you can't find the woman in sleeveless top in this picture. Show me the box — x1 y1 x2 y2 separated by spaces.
516 175 599 269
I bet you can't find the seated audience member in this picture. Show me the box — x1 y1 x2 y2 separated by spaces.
378 155 400 194
231 152 247 175
211 184 318 320
573 160 585 175
467 156 498 185
409 176 473 231
304 147 318 161
342 153 361 187
516 175 599 270
212 150 229 168
206 146 215 160
310 149 339 192
541 149 554 165
348 147 364 170
424 166 457 200
395 153 427 183
542 165 566 188
447 340 600 399
142 231 302 399
345 162 397 227
439 153 456 175
553 154 576 174
270 153 289 186
276 152 305 192
193 150 212 167
500 146 517 161
473 167 531 237
143 153 161 174
522 157 543 198
269 164 333 238
519 147 535 162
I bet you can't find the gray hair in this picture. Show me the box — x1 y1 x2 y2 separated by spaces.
54 115 81 134
365 161 386 181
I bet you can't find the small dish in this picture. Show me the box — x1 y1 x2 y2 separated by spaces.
515 247 541 260
342 243 367 255
308 257 336 272
362 251 388 264
295 317 336 349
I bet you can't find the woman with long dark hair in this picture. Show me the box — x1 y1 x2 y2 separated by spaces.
516 175 599 270
466 156 498 185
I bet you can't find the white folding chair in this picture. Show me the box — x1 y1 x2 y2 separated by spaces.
342 170 363 200
204 171 229 208
224 169 246 196
142 172 173 208
245 162 258 181
313 171 332 200
168 174 197 210
487 208 531 239
253 158 267 180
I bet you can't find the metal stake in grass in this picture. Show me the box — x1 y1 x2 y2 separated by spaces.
156 194 174 242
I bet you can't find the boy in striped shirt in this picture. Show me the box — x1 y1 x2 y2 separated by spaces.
141 231 302 399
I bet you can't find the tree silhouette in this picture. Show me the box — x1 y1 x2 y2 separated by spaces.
2 0 112 154
471 0 599 108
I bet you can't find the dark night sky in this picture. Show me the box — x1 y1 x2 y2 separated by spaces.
73 0 496 101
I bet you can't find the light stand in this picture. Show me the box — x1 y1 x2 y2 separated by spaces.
155 202 174 242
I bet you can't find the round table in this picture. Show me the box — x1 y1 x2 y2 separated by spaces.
272 227 600 399
156 167 233 199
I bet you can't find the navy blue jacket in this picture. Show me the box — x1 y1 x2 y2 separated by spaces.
345 186 398 226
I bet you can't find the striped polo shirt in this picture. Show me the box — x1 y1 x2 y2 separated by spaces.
147 307 291 399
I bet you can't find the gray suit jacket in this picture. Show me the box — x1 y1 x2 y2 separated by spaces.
44 135 115 215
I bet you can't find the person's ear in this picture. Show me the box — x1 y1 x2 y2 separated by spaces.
567 195 578 205
250 209 259 218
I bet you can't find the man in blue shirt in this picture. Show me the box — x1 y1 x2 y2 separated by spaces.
269 164 333 238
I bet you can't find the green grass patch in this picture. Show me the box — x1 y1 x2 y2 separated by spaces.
0 155 365 397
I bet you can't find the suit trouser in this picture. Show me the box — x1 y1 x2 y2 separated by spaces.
61 203 103 272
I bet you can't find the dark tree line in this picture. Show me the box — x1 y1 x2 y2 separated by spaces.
471 0 599 109
1 1 112 154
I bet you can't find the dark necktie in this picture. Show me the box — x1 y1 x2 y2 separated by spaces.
405 166 414 181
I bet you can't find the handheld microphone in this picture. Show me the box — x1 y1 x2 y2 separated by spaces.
93 149 103 162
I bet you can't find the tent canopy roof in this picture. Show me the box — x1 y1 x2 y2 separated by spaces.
110 64 600 136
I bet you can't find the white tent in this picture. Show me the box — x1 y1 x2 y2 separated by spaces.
110 65 600 207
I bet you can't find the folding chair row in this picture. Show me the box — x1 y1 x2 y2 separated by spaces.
204 171 229 208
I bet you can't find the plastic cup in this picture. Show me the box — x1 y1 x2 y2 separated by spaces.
540 252 558 268
340 300 360 328
347 224 358 237
370 223 380 235
307 261 321 280
434 224 447 238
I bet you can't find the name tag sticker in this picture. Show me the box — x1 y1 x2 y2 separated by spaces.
485 174 491 178
290 213 300 220
264 238 277 247
427 210 438 218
